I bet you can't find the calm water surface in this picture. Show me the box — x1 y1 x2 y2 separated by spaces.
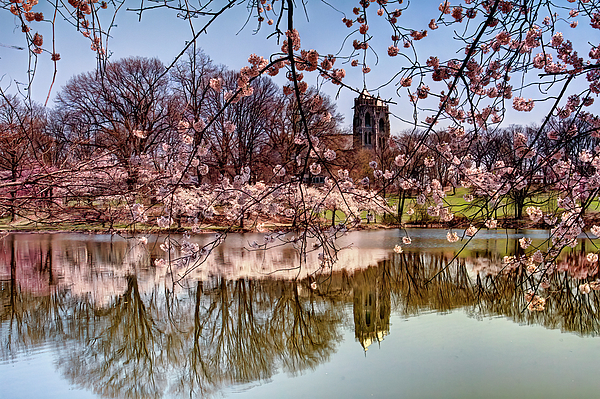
1 229 599 398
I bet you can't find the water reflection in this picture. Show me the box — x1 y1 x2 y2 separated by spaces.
1 231 600 398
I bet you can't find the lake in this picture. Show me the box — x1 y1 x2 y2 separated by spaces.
1 229 600 398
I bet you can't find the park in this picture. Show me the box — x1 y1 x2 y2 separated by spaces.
1 0 600 397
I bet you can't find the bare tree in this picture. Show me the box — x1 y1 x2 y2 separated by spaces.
0 95 47 221
56 57 177 192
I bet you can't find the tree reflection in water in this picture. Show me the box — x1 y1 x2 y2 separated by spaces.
171 278 342 397
2 232 600 398
61 275 168 398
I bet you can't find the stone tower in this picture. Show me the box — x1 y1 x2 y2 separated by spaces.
352 89 390 151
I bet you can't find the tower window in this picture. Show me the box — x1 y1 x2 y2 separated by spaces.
379 118 385 133
365 112 371 127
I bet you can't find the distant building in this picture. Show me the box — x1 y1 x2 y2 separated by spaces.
304 90 390 184
353 89 391 152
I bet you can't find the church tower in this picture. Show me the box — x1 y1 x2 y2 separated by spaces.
352 89 390 151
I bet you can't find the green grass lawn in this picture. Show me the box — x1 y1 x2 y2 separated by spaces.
358 187 585 225
320 187 550 225
3 187 599 232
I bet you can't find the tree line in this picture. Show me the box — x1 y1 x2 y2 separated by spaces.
0 51 348 227
1 49 598 232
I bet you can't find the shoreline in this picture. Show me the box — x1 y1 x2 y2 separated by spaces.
0 217 583 235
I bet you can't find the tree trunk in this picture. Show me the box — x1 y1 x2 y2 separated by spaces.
397 189 406 224
514 192 525 220
10 164 17 222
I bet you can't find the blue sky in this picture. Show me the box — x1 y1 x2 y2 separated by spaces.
0 0 596 133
